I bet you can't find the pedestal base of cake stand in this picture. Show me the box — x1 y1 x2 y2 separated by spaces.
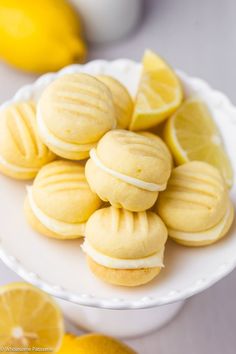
58 299 185 338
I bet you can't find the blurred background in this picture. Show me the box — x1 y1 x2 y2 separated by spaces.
1 0 236 103
0 0 236 353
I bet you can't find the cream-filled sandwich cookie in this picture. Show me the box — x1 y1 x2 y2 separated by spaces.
97 75 133 129
24 160 102 239
82 206 168 286
0 101 55 180
85 129 172 212
37 73 116 160
156 161 234 246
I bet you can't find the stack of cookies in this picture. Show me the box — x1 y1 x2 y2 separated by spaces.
0 51 234 287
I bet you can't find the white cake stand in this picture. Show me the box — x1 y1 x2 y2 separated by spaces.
0 60 236 338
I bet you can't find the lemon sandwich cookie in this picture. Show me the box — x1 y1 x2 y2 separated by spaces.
156 161 234 246
25 160 102 239
0 101 55 180
37 73 116 160
85 129 172 212
82 206 168 287
97 75 133 129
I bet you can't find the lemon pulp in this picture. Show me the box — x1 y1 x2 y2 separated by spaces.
0 282 64 352
164 98 233 187
130 50 183 131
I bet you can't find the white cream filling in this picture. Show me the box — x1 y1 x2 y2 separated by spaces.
81 240 164 269
37 107 96 152
169 204 232 242
0 155 39 173
90 148 166 192
27 186 85 237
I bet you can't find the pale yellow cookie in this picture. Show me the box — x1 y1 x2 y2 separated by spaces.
156 161 234 246
37 73 116 160
0 101 55 180
82 206 168 286
97 75 133 129
85 129 172 211
24 160 102 239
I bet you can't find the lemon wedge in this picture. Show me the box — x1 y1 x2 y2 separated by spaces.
129 50 183 131
164 98 233 187
0 282 64 352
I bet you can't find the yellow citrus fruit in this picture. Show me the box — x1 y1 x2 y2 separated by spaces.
57 333 137 354
130 50 183 131
0 0 87 73
0 282 64 353
164 98 233 187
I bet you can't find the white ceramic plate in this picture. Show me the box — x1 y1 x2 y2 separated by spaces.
0 60 236 310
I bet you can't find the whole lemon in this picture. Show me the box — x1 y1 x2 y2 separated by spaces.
0 0 87 73
57 334 137 354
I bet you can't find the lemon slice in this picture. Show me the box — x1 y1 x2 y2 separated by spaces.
0 282 64 352
129 50 183 131
164 98 233 187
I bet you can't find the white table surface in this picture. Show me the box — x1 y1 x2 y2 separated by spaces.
0 0 236 353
